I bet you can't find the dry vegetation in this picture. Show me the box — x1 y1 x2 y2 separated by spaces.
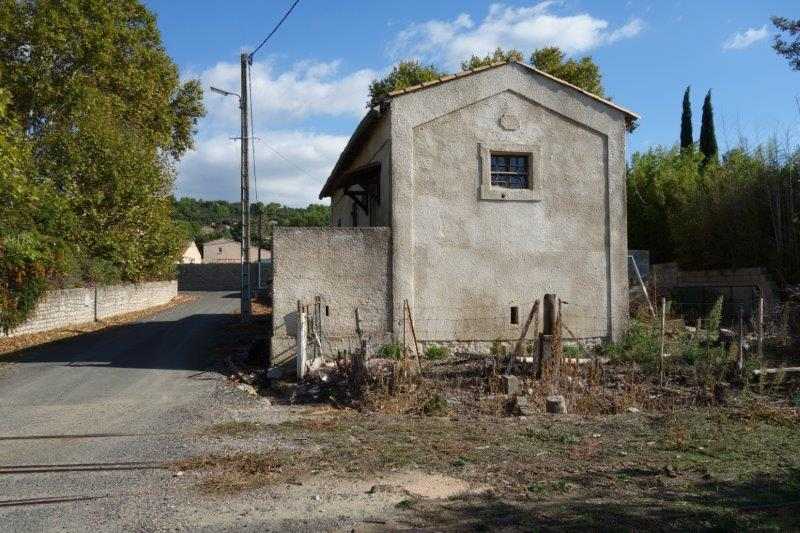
188 296 800 529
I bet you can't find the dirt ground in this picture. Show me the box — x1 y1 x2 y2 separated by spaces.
4 292 798 531
173 334 800 532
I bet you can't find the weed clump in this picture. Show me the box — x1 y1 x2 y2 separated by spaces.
421 392 449 416
378 342 403 360
424 345 450 360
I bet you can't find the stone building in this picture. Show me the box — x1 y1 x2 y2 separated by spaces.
179 241 202 264
271 61 637 363
202 238 269 264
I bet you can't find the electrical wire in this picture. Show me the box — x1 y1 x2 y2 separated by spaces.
249 0 301 60
246 0 302 205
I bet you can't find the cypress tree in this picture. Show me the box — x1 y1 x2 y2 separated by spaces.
680 86 693 150
699 90 718 163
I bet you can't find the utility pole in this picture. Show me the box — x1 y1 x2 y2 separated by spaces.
257 206 263 264
239 52 251 322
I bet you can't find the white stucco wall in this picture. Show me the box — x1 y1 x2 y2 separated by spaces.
270 227 392 365
389 62 629 342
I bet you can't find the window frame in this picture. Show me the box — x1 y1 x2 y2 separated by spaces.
478 143 541 202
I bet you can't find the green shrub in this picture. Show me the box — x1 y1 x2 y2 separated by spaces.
490 339 507 357
377 342 403 360
424 345 450 360
421 392 449 416
602 319 660 365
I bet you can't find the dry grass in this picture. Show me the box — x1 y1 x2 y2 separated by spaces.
203 420 265 438
174 450 307 495
0 294 195 356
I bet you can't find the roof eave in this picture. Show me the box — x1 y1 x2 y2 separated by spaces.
318 107 382 199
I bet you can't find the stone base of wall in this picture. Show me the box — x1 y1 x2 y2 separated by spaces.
3 280 177 338
271 332 394 367
418 337 605 356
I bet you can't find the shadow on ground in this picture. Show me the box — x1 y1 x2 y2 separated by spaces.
2 313 238 372
404 468 800 531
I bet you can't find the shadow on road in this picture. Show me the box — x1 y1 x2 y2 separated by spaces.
2 313 238 372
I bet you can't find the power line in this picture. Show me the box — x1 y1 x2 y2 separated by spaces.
249 0 301 60
258 141 318 183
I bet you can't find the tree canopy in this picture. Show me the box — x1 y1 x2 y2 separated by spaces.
172 198 331 250
368 46 606 108
699 90 718 164
772 16 800 71
680 86 693 150
368 61 445 106
0 0 204 330
530 47 605 97
461 47 524 71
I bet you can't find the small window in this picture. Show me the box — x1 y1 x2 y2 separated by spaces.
325 305 330 317
510 306 519 325
218 247 223 253
491 154 529 189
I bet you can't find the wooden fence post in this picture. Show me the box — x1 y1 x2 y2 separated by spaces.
738 307 745 373
537 294 556 379
297 310 307 380
757 296 764 361
659 297 666 387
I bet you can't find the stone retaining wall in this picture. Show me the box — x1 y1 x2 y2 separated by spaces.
3 280 177 337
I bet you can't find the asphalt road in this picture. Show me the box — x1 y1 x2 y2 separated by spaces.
0 291 242 531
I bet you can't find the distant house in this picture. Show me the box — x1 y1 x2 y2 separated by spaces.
271 60 638 361
180 241 202 264
202 238 269 263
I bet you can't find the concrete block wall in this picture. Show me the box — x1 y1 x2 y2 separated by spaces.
178 263 260 292
651 262 778 318
270 227 392 365
3 280 177 338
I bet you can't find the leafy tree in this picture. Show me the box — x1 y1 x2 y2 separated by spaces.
628 140 800 284
0 0 204 285
699 90 718 164
530 47 605 97
461 47 524 71
772 16 800 71
172 198 331 249
0 89 73 332
680 86 693 150
368 60 445 106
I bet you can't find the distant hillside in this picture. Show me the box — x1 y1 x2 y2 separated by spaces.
172 197 330 249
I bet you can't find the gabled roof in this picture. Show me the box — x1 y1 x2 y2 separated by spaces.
319 60 638 199
387 60 638 120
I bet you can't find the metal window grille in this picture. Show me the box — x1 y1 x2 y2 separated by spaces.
490 154 529 189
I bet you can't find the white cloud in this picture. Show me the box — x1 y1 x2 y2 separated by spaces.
723 25 769 50
389 2 644 70
176 58 376 204
199 58 377 130
177 131 348 206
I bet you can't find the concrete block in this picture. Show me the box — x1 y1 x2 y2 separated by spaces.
501 375 521 396
546 395 567 414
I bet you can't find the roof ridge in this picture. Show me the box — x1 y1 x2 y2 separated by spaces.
386 60 638 119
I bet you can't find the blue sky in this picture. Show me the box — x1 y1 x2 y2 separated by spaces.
143 0 799 206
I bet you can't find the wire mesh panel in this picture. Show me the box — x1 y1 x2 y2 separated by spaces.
490 154 529 189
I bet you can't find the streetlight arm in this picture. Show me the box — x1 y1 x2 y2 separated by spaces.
209 86 240 99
